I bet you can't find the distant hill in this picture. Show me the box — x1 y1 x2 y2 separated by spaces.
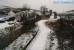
57 10 74 16
67 10 74 12
0 6 31 15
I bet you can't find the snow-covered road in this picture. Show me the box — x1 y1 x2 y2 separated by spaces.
26 20 52 50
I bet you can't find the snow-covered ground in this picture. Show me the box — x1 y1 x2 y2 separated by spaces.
4 32 33 50
4 26 38 50
0 20 23 36
0 21 14 29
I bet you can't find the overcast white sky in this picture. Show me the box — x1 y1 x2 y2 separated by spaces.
0 0 74 13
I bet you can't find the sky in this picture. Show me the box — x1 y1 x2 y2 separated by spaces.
0 0 74 13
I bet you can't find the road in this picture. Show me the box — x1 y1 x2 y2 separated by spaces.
26 15 60 50
26 20 52 50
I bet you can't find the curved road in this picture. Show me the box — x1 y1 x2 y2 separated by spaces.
26 20 52 50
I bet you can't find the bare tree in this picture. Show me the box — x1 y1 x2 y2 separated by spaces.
53 12 57 19
49 10 52 16
40 6 48 15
